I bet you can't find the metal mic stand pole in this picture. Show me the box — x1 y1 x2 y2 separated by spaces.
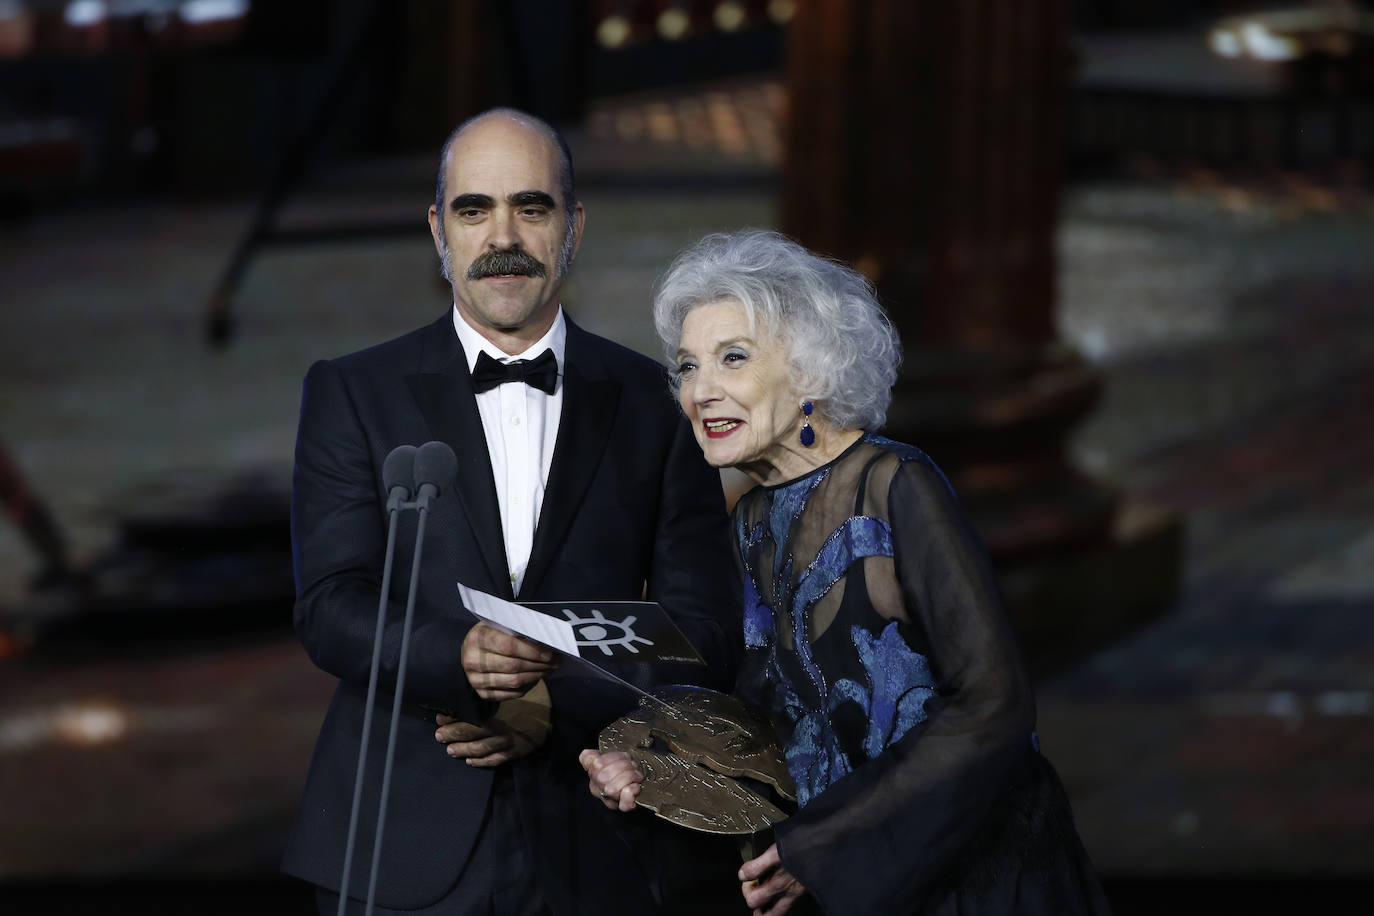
337 445 415 916
362 488 433 915
363 440 454 915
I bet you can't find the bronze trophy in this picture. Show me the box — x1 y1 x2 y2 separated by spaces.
598 685 796 859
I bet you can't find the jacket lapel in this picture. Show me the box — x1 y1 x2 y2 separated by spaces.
406 315 513 598
521 321 619 596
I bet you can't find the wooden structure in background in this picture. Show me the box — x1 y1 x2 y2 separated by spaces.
781 0 1180 671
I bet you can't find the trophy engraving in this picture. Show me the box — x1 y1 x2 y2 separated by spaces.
598 685 796 835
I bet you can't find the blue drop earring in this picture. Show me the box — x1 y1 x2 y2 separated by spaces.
800 400 815 447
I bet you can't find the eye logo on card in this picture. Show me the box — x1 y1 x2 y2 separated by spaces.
460 584 707 670
561 607 655 657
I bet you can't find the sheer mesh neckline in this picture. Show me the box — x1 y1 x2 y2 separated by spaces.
758 431 870 491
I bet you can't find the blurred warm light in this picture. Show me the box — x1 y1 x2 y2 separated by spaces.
63 0 107 27
588 77 785 165
1208 7 1374 63
656 6 690 41
1240 21 1301 62
714 1 747 33
0 702 129 753
1208 28 1242 58
596 14 632 49
1207 20 1300 62
179 0 249 25
768 0 795 26
646 102 678 143
53 704 128 745
706 90 749 154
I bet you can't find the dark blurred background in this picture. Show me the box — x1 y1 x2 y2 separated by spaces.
1 1 1371 913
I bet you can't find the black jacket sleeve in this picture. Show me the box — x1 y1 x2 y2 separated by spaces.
290 358 487 721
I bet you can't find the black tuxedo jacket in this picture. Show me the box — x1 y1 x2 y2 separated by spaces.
280 312 740 913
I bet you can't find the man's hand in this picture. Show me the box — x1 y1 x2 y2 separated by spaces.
435 716 519 767
460 622 558 700
436 680 552 766
578 749 643 812
739 843 807 916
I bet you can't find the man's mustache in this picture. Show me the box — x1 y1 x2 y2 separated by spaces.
466 248 547 280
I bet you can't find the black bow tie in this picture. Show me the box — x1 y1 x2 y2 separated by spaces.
470 348 559 394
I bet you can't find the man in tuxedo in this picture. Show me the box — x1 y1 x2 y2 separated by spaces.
281 108 742 915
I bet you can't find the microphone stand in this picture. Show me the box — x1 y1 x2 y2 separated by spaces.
337 446 413 916
362 477 436 914
336 442 455 916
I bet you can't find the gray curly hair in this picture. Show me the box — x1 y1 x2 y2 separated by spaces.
652 229 902 431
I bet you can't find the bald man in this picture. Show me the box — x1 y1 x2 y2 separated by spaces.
281 109 743 915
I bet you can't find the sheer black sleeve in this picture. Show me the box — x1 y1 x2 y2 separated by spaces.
774 454 1037 914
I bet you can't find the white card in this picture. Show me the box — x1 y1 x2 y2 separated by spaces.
457 582 580 656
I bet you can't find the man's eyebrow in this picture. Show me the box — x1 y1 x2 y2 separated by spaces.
449 193 493 211
510 190 557 209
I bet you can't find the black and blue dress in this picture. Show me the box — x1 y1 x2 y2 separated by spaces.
733 434 1113 915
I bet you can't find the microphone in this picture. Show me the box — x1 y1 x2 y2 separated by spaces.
411 440 457 509
382 444 416 513
359 441 458 915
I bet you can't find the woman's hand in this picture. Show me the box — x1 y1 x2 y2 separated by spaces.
739 843 806 915
577 749 643 812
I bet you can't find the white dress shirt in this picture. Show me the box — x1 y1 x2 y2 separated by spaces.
452 306 566 595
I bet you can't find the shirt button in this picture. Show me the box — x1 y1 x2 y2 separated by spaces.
511 416 521 426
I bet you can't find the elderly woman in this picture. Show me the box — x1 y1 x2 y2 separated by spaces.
582 230 1112 915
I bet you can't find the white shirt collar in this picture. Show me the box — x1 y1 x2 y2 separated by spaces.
452 305 567 375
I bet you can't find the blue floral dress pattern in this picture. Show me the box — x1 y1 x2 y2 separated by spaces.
736 446 938 807
730 435 1114 915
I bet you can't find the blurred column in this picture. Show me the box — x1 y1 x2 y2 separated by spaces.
389 0 500 145
782 0 1180 670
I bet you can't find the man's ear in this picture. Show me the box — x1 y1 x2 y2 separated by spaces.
568 202 586 263
427 204 444 257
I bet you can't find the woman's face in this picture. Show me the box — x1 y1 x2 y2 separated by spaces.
675 299 804 477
